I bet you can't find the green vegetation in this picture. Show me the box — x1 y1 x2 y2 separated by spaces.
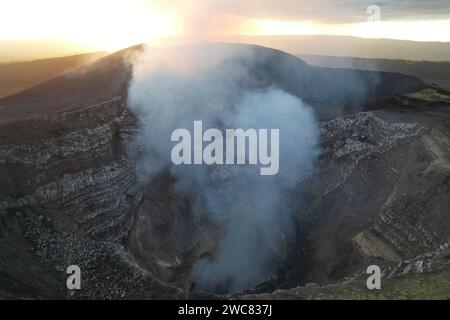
298 269 450 300
440 118 450 137
405 88 450 103
354 231 401 262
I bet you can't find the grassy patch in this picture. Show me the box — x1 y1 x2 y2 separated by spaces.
300 269 450 300
405 88 450 103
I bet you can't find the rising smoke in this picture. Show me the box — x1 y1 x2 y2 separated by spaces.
127 43 318 293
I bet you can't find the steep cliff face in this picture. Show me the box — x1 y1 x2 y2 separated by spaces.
0 96 194 299
373 127 450 257
0 44 448 299
0 98 139 238
251 108 450 297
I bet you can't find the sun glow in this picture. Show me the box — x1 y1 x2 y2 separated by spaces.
239 18 450 42
339 20 450 42
0 0 181 51
239 19 320 36
1 0 449 53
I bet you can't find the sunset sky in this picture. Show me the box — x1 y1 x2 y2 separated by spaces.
1 0 450 52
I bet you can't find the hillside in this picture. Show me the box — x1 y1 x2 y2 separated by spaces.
298 54 450 90
0 52 107 99
210 35 450 61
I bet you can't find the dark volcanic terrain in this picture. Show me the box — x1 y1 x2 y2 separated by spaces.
0 44 449 299
298 53 450 90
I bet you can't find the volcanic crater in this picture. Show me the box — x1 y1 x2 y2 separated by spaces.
0 44 449 299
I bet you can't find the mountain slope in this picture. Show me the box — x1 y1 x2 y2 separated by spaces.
0 52 106 99
0 46 144 124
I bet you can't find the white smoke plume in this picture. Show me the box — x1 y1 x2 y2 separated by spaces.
127 43 318 293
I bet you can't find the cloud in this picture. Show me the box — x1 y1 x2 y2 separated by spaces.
148 0 450 24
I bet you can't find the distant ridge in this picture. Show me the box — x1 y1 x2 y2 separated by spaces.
208 35 450 61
